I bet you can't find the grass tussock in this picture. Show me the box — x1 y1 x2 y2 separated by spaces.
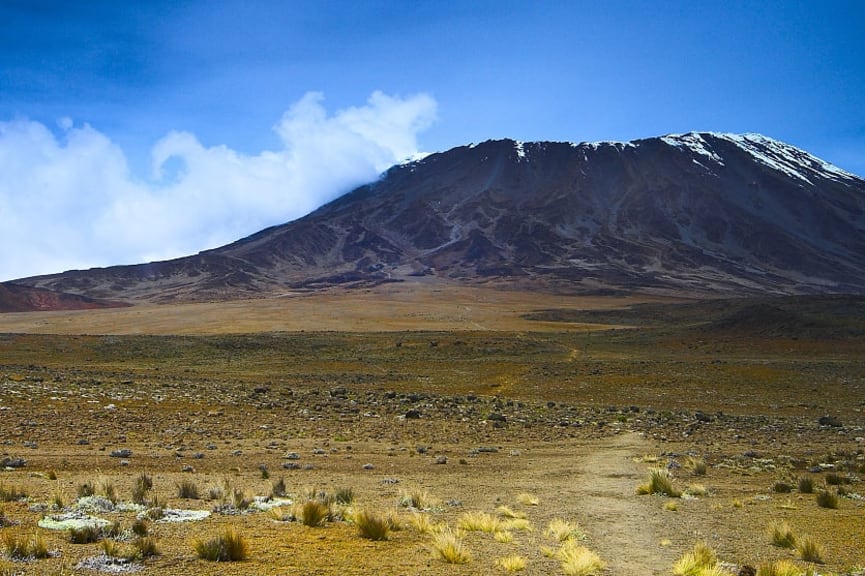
685 484 709 497
494 530 514 543
496 505 526 519
516 493 539 506
0 483 27 503
69 524 104 544
177 479 200 500
797 476 814 494
194 528 249 562
815 490 839 509
501 517 533 532
132 472 153 504
557 540 606 576
299 499 331 527
756 559 805 576
637 467 681 497
409 512 442 535
796 535 824 564
672 541 719 576
544 518 586 542
2 530 49 560
399 488 437 510
431 529 471 564
458 511 502 533
685 456 708 475
768 520 797 549
354 510 391 541
134 536 160 559
496 554 527 572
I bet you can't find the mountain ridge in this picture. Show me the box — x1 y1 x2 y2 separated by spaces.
9 131 865 306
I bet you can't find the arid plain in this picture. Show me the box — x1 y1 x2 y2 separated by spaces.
1 282 864 575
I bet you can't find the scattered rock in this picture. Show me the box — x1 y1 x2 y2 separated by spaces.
405 409 422 419
819 415 843 427
434 455 448 465
109 449 132 458
738 566 756 576
1 457 26 468
362 463 375 470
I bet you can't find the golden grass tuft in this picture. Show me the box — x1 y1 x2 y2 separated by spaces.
672 541 719 576
1 530 49 560
494 530 514 543
299 499 331 527
516 492 540 506
354 509 391 541
496 505 526 519
409 512 442 534
399 488 437 511
557 540 606 576
637 467 681 498
496 554 527 572
756 559 805 576
815 490 839 509
795 535 824 564
768 520 797 548
457 511 502 533
431 529 471 564
544 518 586 542
194 527 249 562
684 456 707 475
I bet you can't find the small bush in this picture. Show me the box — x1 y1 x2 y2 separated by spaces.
664 501 678 511
637 468 681 498
772 481 794 494
77 481 95 498
497 554 527 572
824 472 846 485
797 477 814 494
399 489 436 510
194 528 249 562
431 529 471 564
300 499 331 527
98 479 118 504
685 484 709 497
796 535 824 564
177 480 200 500
132 473 152 504
768 520 797 548
557 540 606 576
355 510 390 541
2 530 49 560
815 490 839 509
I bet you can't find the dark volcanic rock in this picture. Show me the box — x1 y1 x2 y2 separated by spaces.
15 132 865 302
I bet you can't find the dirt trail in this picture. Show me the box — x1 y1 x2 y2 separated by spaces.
570 432 677 575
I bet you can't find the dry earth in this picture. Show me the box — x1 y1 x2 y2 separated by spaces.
1 284 864 575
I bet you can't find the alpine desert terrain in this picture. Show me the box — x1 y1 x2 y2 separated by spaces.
1 283 864 576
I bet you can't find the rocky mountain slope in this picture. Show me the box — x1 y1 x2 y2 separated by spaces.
13 132 865 303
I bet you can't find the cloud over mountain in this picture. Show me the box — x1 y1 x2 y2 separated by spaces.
0 91 437 281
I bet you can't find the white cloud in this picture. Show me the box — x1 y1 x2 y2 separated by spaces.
0 91 437 281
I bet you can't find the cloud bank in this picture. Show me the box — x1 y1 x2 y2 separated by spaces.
0 91 437 281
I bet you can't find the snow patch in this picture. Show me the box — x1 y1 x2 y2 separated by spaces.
661 133 724 164
250 496 294 511
514 140 526 160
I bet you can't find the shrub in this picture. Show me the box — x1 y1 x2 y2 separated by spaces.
557 540 606 576
77 481 95 498
2 530 49 560
815 490 839 509
431 529 471 564
271 477 287 498
796 535 824 563
768 520 797 548
797 477 814 494
637 467 681 497
194 528 249 562
98 479 118 504
825 472 845 485
177 480 200 500
772 481 794 494
685 484 709 497
132 473 152 504
497 554 527 572
299 499 331 527
355 510 390 541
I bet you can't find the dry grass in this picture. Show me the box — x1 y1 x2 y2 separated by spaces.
557 540 606 576
796 535 824 564
768 520 797 548
815 490 839 509
637 467 681 498
458 511 502 533
684 456 707 475
516 492 540 506
1 530 49 560
194 527 249 562
544 518 586 542
496 554 527 572
354 510 391 541
496 505 526 519
672 541 719 576
399 488 437 511
431 529 471 564
299 499 332 527
756 559 805 576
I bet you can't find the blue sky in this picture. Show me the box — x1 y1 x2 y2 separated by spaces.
1 1 863 280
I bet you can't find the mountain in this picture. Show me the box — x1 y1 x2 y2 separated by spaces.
13 132 865 303
0 282 130 312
